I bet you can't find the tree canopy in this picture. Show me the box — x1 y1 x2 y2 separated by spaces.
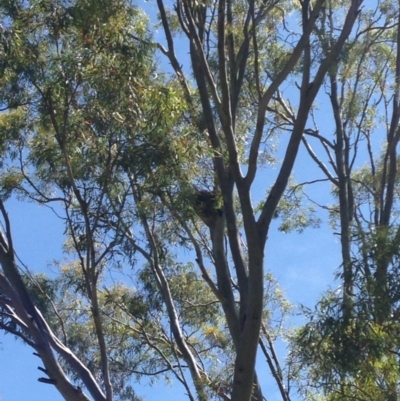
1 0 400 401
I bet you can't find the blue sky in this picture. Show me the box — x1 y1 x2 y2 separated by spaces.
0 0 369 399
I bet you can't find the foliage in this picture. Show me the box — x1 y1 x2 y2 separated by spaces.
0 0 392 401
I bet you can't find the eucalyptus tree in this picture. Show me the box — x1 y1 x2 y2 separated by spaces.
0 1 190 400
153 0 363 400
289 1 400 400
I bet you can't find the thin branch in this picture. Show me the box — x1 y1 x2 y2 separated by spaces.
301 137 338 185
246 0 326 186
